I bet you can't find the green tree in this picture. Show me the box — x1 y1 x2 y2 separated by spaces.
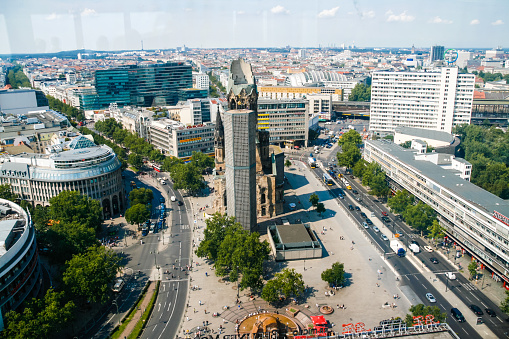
468 261 478 280
63 246 121 303
162 156 184 173
337 143 361 169
383 135 394 141
2 289 75 339
149 149 165 163
500 290 509 315
321 262 346 287
403 202 436 234
261 279 280 304
129 187 154 206
190 151 214 171
400 141 412 148
0 184 16 201
170 163 205 193
404 304 446 327
275 268 305 300
338 129 362 146
48 191 102 231
352 159 368 178
285 159 292 168
196 213 243 261
369 173 390 198
427 220 445 246
125 203 150 228
316 202 326 216
45 220 99 263
309 193 319 208
348 83 371 102
128 153 143 169
388 190 414 214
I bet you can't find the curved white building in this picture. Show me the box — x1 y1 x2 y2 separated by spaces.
284 71 348 87
0 136 124 219
0 199 42 322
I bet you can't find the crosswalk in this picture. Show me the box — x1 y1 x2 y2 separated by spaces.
461 282 477 291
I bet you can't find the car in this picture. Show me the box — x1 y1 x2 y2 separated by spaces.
426 293 436 303
363 222 369 229
141 228 149 236
112 278 125 292
352 190 358 194
424 246 433 252
159 197 165 203
485 308 496 317
411 240 419 245
395 232 404 238
366 218 373 225
381 234 389 241
360 212 367 218
396 215 403 220
451 308 466 322
445 272 457 280
171 196 177 202
429 257 439 264
381 216 391 223
178 200 183 206
382 211 388 216
469 305 483 316
338 195 344 199
372 226 380 232
355 206 361 211
348 205 354 210
346 186 352 190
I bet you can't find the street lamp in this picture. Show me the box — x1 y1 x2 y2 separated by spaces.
151 251 159 269
236 266 240 299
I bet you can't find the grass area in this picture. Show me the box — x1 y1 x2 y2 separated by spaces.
110 283 151 339
128 166 139 172
128 281 160 339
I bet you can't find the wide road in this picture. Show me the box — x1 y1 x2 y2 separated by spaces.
140 171 193 339
297 143 508 338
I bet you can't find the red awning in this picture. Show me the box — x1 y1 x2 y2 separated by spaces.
310 315 327 325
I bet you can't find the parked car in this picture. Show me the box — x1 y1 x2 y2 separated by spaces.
363 222 369 229
360 212 367 218
372 226 380 233
424 246 433 252
348 205 354 210
159 197 165 203
469 305 483 316
426 293 436 303
355 206 361 211
429 257 439 264
381 234 389 241
451 308 466 322
366 218 373 225
485 308 496 317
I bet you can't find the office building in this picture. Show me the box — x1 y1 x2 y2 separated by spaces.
456 51 473 68
0 199 42 326
149 119 214 160
364 139 509 285
179 99 212 126
430 45 445 62
193 73 209 92
257 99 309 147
259 86 343 101
94 63 192 108
177 88 208 102
369 67 475 136
486 48 504 59
0 136 124 219
0 89 49 115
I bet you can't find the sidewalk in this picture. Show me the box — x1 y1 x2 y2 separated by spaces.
118 281 156 339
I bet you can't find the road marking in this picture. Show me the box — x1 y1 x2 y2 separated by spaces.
421 284 427 289
157 281 180 339
471 293 480 301
152 324 158 332
439 304 447 311
167 302 171 312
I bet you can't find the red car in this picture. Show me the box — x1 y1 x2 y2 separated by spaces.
382 211 388 216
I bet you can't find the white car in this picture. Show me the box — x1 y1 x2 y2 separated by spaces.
363 222 369 229
381 234 389 241
373 226 380 233
170 196 177 202
426 293 436 303
445 272 457 280
424 246 434 252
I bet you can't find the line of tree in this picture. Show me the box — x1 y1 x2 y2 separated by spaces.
387 190 437 235
0 189 121 338
261 268 306 305
348 83 371 102
6 65 32 89
125 188 153 229
471 70 509 84
454 124 509 199
46 95 84 122
309 193 326 216
195 213 270 292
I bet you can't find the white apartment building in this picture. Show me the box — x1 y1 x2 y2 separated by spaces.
149 119 214 160
307 94 332 117
364 140 509 284
193 73 209 92
369 67 475 136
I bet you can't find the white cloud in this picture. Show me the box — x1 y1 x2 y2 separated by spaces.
318 6 340 18
492 19 504 25
184 8 193 12
386 10 415 22
81 8 96 17
271 5 289 15
45 13 60 21
362 10 375 19
470 19 480 25
237 11 245 15
429 16 453 24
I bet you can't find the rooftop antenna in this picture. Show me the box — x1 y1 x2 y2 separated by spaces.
141 40 144 51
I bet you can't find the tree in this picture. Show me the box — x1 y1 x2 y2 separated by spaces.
129 187 154 206
275 268 306 300
285 159 292 168
316 203 326 216
48 191 102 232
63 246 121 303
170 163 205 193
45 220 99 263
196 213 243 261
2 289 75 339
348 83 371 102
261 279 280 304
125 203 150 228
500 290 509 315
400 141 412 148
128 153 143 169
369 173 390 198
403 202 436 234
383 135 394 141
468 261 478 280
321 262 346 287
190 151 214 171
162 156 184 173
404 304 446 327
309 193 319 208
388 190 414 214
427 220 445 246
337 143 361 169
149 149 165 163
0 184 16 201
338 129 362 146
352 159 368 178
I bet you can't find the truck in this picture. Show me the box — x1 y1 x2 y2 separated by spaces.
308 157 317 169
409 243 420 254
390 240 406 257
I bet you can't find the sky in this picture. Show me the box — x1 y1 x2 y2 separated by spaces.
0 0 507 54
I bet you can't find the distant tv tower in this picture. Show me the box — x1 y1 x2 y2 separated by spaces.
141 40 144 51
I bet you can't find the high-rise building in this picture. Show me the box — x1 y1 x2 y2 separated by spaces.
193 73 210 92
369 67 475 136
430 45 445 62
94 63 192 108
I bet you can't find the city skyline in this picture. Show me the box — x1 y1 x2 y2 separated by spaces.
0 0 508 54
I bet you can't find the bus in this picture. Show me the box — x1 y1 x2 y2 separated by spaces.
153 164 161 172
323 172 333 186
308 157 317 169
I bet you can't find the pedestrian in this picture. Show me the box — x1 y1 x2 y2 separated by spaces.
199 300 202 305
204 309 207 314
186 316 189 321
194 308 196 313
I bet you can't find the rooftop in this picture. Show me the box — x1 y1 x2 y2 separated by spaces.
277 224 313 244
395 126 454 144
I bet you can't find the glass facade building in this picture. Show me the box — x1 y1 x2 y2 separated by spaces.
94 63 192 108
